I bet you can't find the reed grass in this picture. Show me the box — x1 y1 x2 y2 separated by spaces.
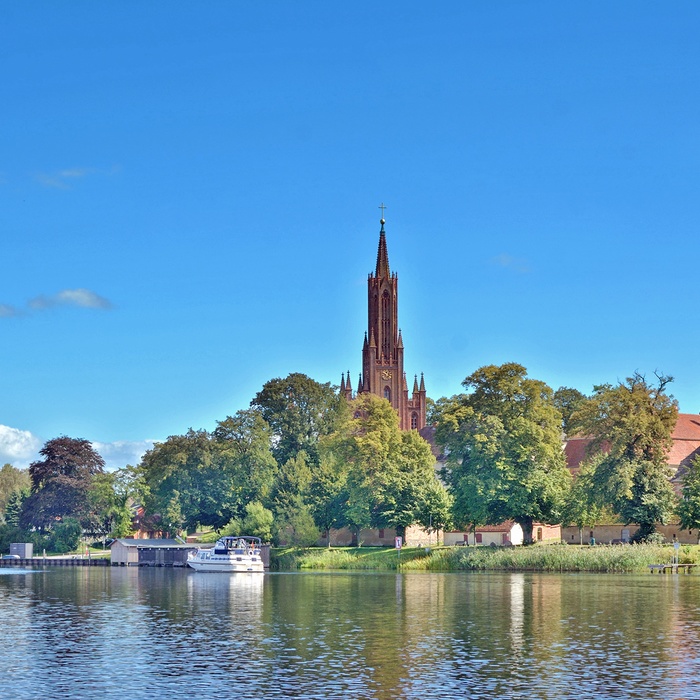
271 543 700 573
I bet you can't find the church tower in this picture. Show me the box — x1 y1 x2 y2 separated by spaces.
345 210 426 431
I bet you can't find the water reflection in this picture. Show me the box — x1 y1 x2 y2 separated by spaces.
2 569 700 699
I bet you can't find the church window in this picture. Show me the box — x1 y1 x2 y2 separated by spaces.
381 290 391 358
384 386 391 401
411 412 418 429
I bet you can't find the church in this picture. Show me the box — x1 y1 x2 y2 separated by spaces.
340 212 427 431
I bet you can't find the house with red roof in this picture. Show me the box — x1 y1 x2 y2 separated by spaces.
563 413 700 543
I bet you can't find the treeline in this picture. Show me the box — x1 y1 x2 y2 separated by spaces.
5 364 700 553
436 363 699 544
0 373 451 551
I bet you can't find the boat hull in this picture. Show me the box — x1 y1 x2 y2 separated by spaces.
188 557 264 573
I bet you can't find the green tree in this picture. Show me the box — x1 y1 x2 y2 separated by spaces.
87 469 136 539
20 437 105 532
414 475 453 535
569 372 678 541
560 458 611 544
307 452 349 546
139 429 215 533
436 363 571 544
48 517 82 553
212 409 278 509
553 386 588 436
330 394 442 541
251 372 347 466
241 501 274 542
678 455 700 538
374 428 441 539
4 488 28 528
0 464 30 518
274 493 319 547
140 411 277 534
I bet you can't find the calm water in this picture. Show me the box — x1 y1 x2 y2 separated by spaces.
1 567 699 699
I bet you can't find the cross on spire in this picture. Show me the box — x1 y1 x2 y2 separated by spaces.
378 202 387 222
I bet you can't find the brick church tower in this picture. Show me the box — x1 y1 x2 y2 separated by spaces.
341 212 426 431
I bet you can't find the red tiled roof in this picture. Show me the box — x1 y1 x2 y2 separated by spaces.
672 413 700 440
564 437 590 470
565 413 700 470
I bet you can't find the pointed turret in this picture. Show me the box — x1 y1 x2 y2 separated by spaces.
340 373 346 393
412 374 420 394
403 371 409 391
419 372 425 393
363 332 368 350
369 328 376 348
346 371 352 393
397 329 404 348
375 218 391 279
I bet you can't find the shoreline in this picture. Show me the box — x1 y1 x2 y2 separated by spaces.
271 543 700 574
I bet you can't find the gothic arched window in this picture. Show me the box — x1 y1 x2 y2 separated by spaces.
411 412 418 429
381 290 391 358
384 386 391 402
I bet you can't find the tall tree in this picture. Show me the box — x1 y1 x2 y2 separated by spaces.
20 437 105 532
251 372 347 466
307 452 350 546
140 411 277 534
139 429 215 533
213 409 278 512
0 463 30 518
569 372 678 541
560 457 613 544
330 394 442 541
553 386 588 436
436 363 571 544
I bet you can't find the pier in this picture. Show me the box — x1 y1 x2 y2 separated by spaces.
0 557 109 568
648 563 697 574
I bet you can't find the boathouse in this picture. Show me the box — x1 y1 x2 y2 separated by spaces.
110 538 196 566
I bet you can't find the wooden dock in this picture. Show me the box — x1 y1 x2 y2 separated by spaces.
648 563 697 574
0 557 109 568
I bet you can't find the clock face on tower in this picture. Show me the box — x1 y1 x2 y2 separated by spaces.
381 370 392 380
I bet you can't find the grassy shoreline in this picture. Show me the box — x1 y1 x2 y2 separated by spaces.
271 543 700 574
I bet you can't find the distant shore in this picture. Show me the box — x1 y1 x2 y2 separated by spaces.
271 543 700 574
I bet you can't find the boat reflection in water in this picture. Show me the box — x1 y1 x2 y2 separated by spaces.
187 536 264 573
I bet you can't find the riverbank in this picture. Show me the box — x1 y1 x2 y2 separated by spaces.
272 543 700 573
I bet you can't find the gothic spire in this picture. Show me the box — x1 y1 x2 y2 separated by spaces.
375 215 390 279
419 372 426 392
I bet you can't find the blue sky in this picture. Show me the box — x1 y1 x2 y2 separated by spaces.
3 3 700 469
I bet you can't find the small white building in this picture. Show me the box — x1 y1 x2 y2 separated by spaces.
445 522 524 547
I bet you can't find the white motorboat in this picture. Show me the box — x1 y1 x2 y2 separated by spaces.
187 536 264 573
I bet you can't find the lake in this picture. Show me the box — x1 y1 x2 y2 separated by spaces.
1 567 699 699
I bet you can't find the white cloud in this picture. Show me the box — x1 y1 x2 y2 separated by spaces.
0 425 155 472
28 288 113 311
0 425 42 468
90 440 155 471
